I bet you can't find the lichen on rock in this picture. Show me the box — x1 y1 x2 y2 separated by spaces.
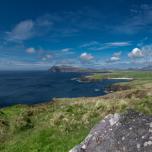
70 110 152 152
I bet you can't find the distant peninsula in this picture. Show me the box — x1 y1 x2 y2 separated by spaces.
49 65 101 73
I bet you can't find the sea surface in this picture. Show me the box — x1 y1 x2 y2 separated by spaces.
0 71 126 108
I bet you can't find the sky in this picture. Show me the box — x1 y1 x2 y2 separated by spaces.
0 0 152 70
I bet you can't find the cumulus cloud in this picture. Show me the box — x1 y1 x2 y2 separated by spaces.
107 51 121 63
26 47 36 54
26 47 53 62
41 54 53 61
7 20 34 41
110 56 120 62
80 52 94 61
128 48 143 58
142 44 152 55
140 44 152 64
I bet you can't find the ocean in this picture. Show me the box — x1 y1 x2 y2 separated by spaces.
0 71 125 108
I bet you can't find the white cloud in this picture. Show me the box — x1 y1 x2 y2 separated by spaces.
41 54 53 61
80 52 94 61
110 56 120 62
26 47 53 60
128 48 143 58
26 47 36 54
7 20 34 41
140 44 152 64
107 51 121 63
105 42 131 47
81 41 131 51
26 47 53 63
80 41 99 48
42 57 47 61
142 44 152 55
46 54 52 59
61 48 72 52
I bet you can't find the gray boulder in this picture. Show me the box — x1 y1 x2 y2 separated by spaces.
70 110 152 152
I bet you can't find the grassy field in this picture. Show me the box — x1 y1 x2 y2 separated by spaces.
0 71 152 152
84 70 152 81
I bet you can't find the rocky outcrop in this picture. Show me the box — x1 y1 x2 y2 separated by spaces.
106 84 131 92
78 76 101 82
70 110 152 152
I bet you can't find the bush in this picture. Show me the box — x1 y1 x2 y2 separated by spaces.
0 111 9 142
14 111 33 131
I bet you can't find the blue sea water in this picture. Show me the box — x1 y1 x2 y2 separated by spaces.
0 71 125 108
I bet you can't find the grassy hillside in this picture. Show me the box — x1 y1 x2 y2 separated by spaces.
83 71 152 81
0 71 152 152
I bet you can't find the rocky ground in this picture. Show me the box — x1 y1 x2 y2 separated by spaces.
70 110 152 152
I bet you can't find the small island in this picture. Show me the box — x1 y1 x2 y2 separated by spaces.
49 65 101 73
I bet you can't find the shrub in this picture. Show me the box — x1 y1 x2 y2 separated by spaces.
14 111 33 131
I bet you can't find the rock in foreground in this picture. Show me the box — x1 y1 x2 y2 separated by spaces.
70 110 152 152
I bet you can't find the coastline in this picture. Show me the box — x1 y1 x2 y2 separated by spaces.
0 71 152 152
107 77 133 80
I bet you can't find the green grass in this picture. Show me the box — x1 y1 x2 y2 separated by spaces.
0 70 152 152
86 71 152 81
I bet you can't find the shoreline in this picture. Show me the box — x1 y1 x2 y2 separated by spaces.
107 77 134 80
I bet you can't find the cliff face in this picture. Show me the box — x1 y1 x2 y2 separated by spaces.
70 110 152 152
49 65 97 73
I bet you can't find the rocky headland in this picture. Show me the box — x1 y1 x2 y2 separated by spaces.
49 65 100 73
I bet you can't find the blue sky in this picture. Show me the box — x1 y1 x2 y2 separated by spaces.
0 0 152 70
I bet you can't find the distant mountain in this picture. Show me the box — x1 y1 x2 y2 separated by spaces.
49 65 101 73
141 65 152 70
